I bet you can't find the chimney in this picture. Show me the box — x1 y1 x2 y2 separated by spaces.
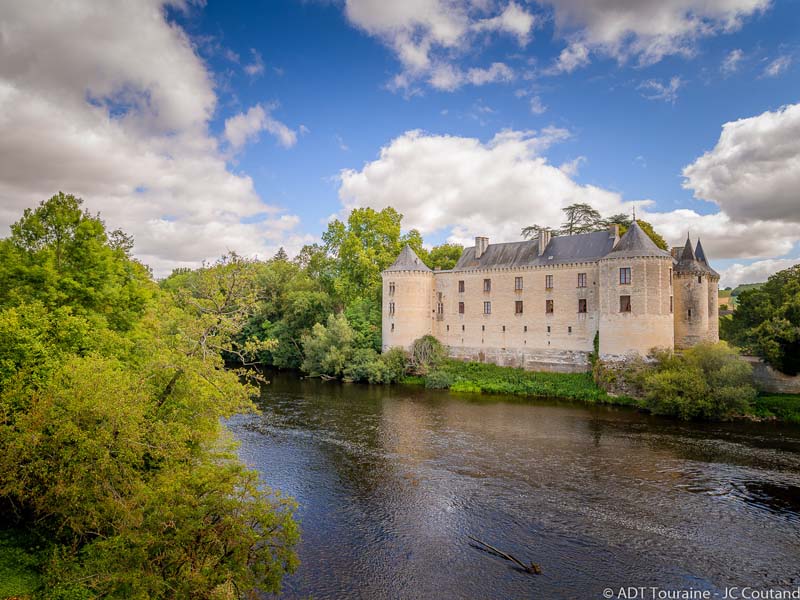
474 236 489 259
538 229 551 256
670 246 682 259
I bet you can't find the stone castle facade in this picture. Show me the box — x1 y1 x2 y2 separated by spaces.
381 222 719 372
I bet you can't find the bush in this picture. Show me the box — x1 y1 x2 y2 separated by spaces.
424 369 454 389
408 335 447 374
381 347 409 383
643 342 756 420
300 313 356 377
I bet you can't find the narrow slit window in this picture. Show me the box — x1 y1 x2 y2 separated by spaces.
515 300 524 314
389 301 395 316
389 281 395 295
670 296 673 313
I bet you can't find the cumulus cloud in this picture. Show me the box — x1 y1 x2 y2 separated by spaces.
718 258 800 288
722 48 744 74
338 128 800 264
343 0 534 91
338 128 632 244
682 103 800 224
529 95 547 114
638 76 684 103
224 103 298 150
763 55 792 77
543 0 769 70
0 0 309 276
549 42 591 74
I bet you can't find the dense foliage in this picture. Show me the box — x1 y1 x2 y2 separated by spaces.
0 195 298 598
594 343 757 420
721 264 800 374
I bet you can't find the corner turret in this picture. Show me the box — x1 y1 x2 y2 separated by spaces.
673 235 719 347
381 245 434 351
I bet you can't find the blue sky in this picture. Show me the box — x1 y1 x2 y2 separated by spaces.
1 0 799 285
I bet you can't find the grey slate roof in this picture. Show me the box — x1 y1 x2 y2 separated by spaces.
676 235 719 277
384 245 431 272
604 221 672 259
452 229 617 271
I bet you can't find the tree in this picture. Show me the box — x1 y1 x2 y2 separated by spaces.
561 203 602 235
321 207 425 304
722 265 800 374
424 243 464 270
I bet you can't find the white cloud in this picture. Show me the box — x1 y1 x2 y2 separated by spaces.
343 0 534 91
638 76 684 103
544 0 769 70
530 95 547 114
763 55 791 77
549 42 590 74
719 257 800 288
338 128 800 264
722 48 744 74
682 102 800 223
244 48 265 77
224 103 298 150
472 2 536 44
338 128 631 244
0 0 308 276
559 156 585 176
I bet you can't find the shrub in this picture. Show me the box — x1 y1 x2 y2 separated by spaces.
300 313 356 377
380 347 409 383
424 369 454 389
408 335 447 374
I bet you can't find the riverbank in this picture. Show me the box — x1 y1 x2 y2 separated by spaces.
0 529 41 599
400 359 800 423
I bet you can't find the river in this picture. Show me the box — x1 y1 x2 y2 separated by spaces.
228 371 800 599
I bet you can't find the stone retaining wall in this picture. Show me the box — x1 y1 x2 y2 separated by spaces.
744 356 800 394
447 346 591 373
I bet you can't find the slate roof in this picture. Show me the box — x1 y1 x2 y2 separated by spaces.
604 221 673 259
675 235 719 277
384 245 431 272
452 229 617 271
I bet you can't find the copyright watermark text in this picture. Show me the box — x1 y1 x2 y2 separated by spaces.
601 587 800 600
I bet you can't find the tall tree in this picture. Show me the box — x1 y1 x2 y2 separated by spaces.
424 243 464 270
561 203 602 235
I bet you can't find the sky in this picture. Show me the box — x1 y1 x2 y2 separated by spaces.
0 0 799 287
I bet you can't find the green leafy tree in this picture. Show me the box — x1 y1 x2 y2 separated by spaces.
723 265 800 374
425 243 464 270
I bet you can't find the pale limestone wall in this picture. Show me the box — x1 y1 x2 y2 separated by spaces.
597 256 674 357
448 346 590 373
744 356 800 394
707 278 720 342
430 263 602 357
381 270 433 350
674 272 709 349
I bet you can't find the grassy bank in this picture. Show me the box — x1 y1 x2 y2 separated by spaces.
0 529 42 599
751 394 800 424
405 360 636 405
401 359 800 424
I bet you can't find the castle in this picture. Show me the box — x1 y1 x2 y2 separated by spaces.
381 222 719 372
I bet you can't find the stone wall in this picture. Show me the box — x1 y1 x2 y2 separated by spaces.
744 356 800 394
448 345 591 373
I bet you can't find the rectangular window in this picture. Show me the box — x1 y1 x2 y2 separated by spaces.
698 275 702 284
437 302 443 315
483 278 492 292
524 325 528 332
670 296 673 313
688 308 692 319
546 299 554 314
515 300 524 314
389 301 395 315
458 301 465 314
483 301 491 314
578 298 587 313
482 325 485 331
462 324 465 331
458 280 465 293
545 274 553 289
391 323 395 332
620 267 632 285
547 325 551 333
577 272 587 288
389 281 395 295
568 326 572 334
502 325 506 332
515 276 523 290
620 295 632 312
446 325 449 331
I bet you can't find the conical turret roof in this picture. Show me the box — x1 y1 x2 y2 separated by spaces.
604 220 672 259
676 234 718 277
384 245 431 272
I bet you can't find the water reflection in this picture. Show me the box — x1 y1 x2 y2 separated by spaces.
229 372 800 599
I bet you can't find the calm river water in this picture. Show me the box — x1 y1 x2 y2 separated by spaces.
228 371 800 599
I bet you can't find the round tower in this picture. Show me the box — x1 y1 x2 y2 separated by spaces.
674 237 719 348
381 245 434 351
598 221 675 358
